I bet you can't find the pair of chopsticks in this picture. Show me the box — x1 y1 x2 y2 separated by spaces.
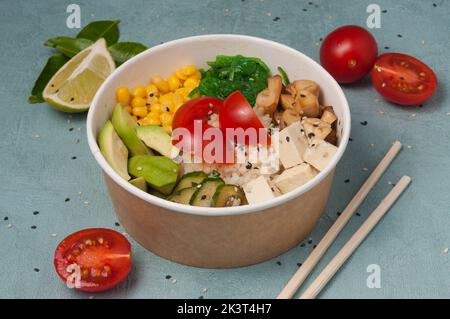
277 141 410 299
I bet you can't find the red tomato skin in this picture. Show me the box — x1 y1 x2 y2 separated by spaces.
371 53 438 106
54 228 131 292
320 25 378 84
172 96 223 130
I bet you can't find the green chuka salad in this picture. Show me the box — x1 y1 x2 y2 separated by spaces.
193 55 271 106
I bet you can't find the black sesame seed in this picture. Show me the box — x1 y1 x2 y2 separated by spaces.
419 104 423 108
308 1 313 4
400 76 405 80
391 183 396 187
313 245 317 249
356 212 361 216
300 94 306 98
201 195 207 200
273 17 280 22
384 46 390 50
33 211 39 215
302 8 307 12
33 268 40 272
165 107 170 112
115 222 120 227
308 132 315 138
397 34 402 38
69 127 74 131
382 9 387 13
337 211 341 216
300 243 306 247
31 225 37 229
297 262 302 267
286 136 290 142
360 121 368 126
71 156 77 160
311 143 316 147
165 275 172 279
70 97 74 102
276 261 282 266
51 84 54 87
433 3 437 7
307 239 313 244
344 179 350 183
245 162 252 169
55 89 59 93
198 295 204 299
349 137 353 141
149 93 154 97
319 37 323 41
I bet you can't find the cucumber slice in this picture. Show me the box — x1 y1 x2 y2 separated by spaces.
173 171 208 192
129 176 147 191
212 184 248 207
167 187 197 204
98 120 130 181
190 178 225 207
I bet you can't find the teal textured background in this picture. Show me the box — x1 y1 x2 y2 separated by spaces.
0 0 449 298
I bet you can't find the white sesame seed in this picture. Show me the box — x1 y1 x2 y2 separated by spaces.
388 181 393 185
78 191 82 195
77 127 81 131
67 120 71 124
34 134 40 138
136 166 142 171
88 295 95 299
407 145 412 149
362 167 368 171
51 233 57 237
6 224 12 228
202 288 208 293
411 113 416 117
370 143 375 148
171 279 177 284
444 247 449 254
84 201 89 205
421 40 425 44
381 82 386 87
267 12 272 16
446 113 450 116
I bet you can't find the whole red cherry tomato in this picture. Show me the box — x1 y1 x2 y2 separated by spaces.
320 25 378 84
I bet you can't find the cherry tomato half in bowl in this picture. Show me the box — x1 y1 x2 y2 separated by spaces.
371 53 438 106
54 228 131 292
320 25 378 84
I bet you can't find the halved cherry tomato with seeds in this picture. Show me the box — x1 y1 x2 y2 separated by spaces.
54 228 131 292
371 53 438 106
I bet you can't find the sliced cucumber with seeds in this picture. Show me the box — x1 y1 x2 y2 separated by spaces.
168 187 197 204
173 171 208 192
190 178 224 207
212 184 248 207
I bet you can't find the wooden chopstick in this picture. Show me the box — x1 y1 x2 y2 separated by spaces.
277 141 402 299
300 175 411 299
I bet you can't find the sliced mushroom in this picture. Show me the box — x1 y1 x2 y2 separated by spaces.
320 106 337 124
255 75 282 116
302 118 332 140
294 90 320 118
287 80 320 97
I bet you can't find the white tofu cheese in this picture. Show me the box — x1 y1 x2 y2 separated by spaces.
242 176 275 205
303 139 338 171
273 163 318 194
278 121 308 169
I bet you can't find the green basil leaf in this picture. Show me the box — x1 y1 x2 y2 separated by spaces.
44 36 94 58
108 42 148 66
29 53 69 104
76 20 120 46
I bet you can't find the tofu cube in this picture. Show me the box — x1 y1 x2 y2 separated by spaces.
303 139 338 171
273 163 318 194
242 176 275 205
279 121 308 169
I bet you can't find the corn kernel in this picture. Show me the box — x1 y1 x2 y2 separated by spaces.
147 112 161 125
182 65 197 76
124 106 132 114
184 77 200 89
131 86 147 98
175 87 189 99
191 70 201 80
116 86 131 106
145 84 159 98
167 75 181 91
151 76 169 93
150 102 163 113
131 96 147 109
132 106 148 118
175 68 188 80
173 92 184 108
137 117 151 126
160 113 173 126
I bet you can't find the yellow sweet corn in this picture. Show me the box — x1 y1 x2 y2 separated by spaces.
131 86 147 98
131 96 146 109
116 86 131 106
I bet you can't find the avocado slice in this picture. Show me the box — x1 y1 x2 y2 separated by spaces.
173 171 208 193
167 187 198 205
111 103 150 156
212 184 248 207
190 178 224 207
129 176 147 191
128 155 180 195
136 125 179 158
98 120 130 180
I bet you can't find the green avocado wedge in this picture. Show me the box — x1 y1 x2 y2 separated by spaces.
98 120 130 181
128 155 180 195
129 176 147 191
135 125 178 158
111 103 151 156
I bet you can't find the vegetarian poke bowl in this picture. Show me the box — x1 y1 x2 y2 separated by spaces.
87 35 350 268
